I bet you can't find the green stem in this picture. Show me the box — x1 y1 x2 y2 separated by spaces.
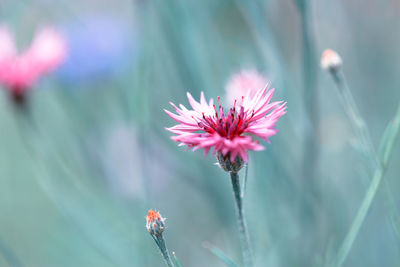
330 70 378 168
296 0 319 184
154 235 175 267
335 167 385 267
241 163 249 199
295 5 321 248
203 242 238 267
330 66 400 266
0 236 24 267
334 103 400 266
230 172 253 267
329 69 400 266
172 252 182 267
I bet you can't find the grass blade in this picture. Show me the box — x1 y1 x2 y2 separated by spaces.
203 242 238 267
378 105 400 165
172 252 182 267
334 104 400 266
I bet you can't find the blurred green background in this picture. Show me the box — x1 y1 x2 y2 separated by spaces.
0 0 399 266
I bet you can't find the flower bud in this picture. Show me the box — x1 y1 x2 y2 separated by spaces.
321 49 342 72
217 152 245 173
146 210 166 236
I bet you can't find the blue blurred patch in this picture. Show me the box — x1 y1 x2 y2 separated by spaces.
58 15 139 84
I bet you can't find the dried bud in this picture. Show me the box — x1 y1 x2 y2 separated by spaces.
146 210 166 236
321 49 342 72
217 152 245 173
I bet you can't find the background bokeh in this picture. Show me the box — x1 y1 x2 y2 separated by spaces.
0 0 399 266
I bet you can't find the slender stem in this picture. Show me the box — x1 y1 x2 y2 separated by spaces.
154 235 174 267
172 252 182 267
241 163 249 199
295 4 321 251
0 236 24 267
329 69 400 216
296 0 319 184
330 69 400 266
203 242 238 267
329 70 378 168
329 69 400 266
334 105 400 266
335 167 384 267
230 172 253 267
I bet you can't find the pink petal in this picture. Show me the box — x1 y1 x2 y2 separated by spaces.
27 27 67 75
0 26 16 61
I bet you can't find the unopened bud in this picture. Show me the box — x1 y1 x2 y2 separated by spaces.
217 152 245 173
321 49 342 72
146 210 166 236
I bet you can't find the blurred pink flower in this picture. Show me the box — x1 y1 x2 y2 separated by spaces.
225 69 268 107
165 85 286 162
0 26 67 102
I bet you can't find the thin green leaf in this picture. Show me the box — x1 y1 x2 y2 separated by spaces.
0 236 24 267
378 106 400 165
334 104 400 267
390 212 400 243
172 252 182 267
203 242 238 267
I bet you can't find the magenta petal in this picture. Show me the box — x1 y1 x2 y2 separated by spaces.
165 85 286 162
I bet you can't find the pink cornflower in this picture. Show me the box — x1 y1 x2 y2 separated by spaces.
225 69 268 107
165 85 286 163
0 26 67 103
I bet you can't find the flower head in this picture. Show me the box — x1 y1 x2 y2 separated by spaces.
225 69 268 107
146 209 166 236
0 26 67 103
165 85 286 163
321 49 342 72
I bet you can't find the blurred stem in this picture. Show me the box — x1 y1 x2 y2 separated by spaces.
12 108 125 265
152 234 175 267
334 157 396 267
0 236 24 267
230 172 253 267
329 70 378 167
203 242 238 267
296 0 319 185
172 252 182 267
329 70 400 241
295 2 321 262
335 170 383 267
328 69 400 266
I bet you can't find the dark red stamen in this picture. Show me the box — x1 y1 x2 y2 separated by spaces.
197 95 249 140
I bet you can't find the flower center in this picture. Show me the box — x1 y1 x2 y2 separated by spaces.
198 97 254 140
